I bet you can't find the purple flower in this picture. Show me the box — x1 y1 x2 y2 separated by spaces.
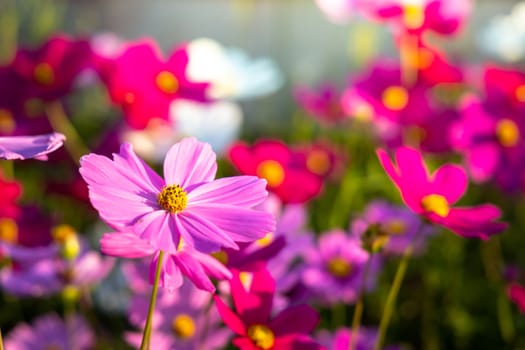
317 327 402 350
0 132 65 160
301 230 380 305
4 313 94 350
126 282 230 350
80 137 275 255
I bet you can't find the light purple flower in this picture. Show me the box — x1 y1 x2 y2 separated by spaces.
126 282 230 350
80 137 275 255
4 313 94 350
0 132 65 160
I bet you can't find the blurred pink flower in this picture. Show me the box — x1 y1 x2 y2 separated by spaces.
0 169 22 218
508 283 525 314
0 132 65 160
377 146 508 239
294 84 347 126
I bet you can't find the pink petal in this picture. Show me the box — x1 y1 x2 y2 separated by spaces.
177 212 238 253
163 137 217 188
134 210 179 254
230 268 274 325
430 164 467 204
191 249 232 280
189 204 275 243
99 232 155 258
232 337 261 350
0 133 65 160
150 253 183 292
214 295 247 335
270 304 319 336
508 283 525 313
466 144 499 183
441 205 507 239
174 250 216 292
187 176 268 207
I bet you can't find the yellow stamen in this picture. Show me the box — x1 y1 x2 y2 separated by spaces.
496 118 520 147
247 324 275 350
515 85 525 102
172 313 196 339
421 194 450 218
327 257 352 278
0 218 18 244
382 86 409 111
52 225 80 260
156 70 179 94
403 4 425 29
384 219 407 235
0 109 15 133
306 150 331 176
33 62 55 85
158 185 188 213
256 160 285 187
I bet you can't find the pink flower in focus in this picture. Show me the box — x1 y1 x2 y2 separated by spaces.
80 137 274 255
99 39 210 129
0 132 65 160
377 146 508 239
214 267 323 350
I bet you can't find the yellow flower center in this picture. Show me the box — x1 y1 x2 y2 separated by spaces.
496 119 520 147
158 185 188 213
306 150 331 176
52 225 80 260
256 160 285 187
256 233 274 247
0 218 18 244
384 219 407 235
0 109 15 133
327 257 352 278
403 4 425 29
247 324 275 350
421 194 450 218
172 313 196 339
382 86 409 111
211 250 229 265
33 62 55 85
515 85 525 102
156 70 179 94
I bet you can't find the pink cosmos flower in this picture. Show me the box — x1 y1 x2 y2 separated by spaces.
98 38 210 129
80 137 274 254
214 267 323 350
228 139 324 204
0 132 65 160
4 313 94 350
377 146 508 239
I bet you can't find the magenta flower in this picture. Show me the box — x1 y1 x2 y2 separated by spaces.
0 132 65 160
317 327 402 350
0 169 22 218
80 137 275 255
293 83 347 126
214 267 323 350
377 146 508 239
508 283 525 314
4 313 94 350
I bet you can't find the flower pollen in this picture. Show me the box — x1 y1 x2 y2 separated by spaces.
247 324 275 350
256 160 285 187
382 86 409 111
172 313 196 339
156 70 179 94
496 118 520 147
421 194 450 218
327 257 352 278
158 184 188 213
33 62 55 85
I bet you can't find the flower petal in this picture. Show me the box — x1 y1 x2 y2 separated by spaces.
174 250 216 292
99 232 155 258
270 304 319 336
430 164 467 204
134 210 179 254
177 212 238 253
163 137 217 188
187 176 268 207
150 253 183 292
214 295 247 335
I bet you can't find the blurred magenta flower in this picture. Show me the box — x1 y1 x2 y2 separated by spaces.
0 169 22 218
508 283 525 314
98 38 210 129
4 313 94 350
293 83 347 126
214 267 323 350
126 282 230 350
483 66 525 109
228 139 324 204
80 137 274 255
317 327 401 350
301 229 379 305
0 132 65 160
377 146 508 239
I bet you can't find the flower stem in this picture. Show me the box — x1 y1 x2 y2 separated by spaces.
374 245 414 350
349 255 373 350
140 250 164 350
0 328 4 350
45 100 90 165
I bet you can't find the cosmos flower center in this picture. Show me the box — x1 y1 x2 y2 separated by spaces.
515 85 525 102
306 150 331 176
403 4 424 29
327 257 352 278
382 86 409 111
256 232 274 247
33 62 55 85
247 324 275 350
0 108 15 133
156 70 179 94
0 218 18 244
172 313 196 339
158 184 188 213
496 119 520 147
256 160 285 187
384 218 407 235
421 194 450 218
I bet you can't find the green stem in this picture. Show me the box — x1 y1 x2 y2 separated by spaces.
349 255 373 350
45 100 90 165
374 245 414 350
140 250 164 350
